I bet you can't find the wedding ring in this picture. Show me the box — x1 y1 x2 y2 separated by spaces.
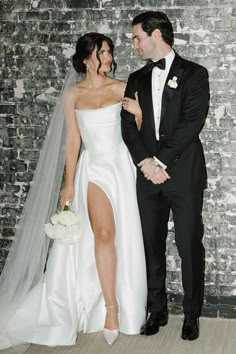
65 200 71 206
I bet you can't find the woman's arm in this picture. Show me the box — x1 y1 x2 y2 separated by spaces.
60 88 81 209
122 92 142 130
115 80 143 130
121 74 149 165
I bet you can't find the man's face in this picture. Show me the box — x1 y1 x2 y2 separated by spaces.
132 23 156 61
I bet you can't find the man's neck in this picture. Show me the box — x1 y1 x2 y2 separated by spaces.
152 45 172 62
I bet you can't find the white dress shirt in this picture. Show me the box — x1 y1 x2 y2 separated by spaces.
151 49 175 168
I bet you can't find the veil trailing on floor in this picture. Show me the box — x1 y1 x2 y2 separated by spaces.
0 67 82 353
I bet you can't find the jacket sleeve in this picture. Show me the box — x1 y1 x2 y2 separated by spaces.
158 66 210 169
121 73 150 165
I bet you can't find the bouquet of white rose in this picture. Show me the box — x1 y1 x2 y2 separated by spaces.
44 202 82 244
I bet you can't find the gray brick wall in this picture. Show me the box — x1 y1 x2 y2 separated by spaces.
0 0 236 317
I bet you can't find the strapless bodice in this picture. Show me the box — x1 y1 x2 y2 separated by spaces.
75 102 122 157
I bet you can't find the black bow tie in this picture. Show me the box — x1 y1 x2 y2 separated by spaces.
147 58 166 70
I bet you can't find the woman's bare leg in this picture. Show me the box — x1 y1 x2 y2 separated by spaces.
87 182 118 330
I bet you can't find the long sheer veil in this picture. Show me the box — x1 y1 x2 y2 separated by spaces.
0 67 82 353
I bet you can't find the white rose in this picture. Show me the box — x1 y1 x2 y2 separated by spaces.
53 224 68 239
54 210 80 226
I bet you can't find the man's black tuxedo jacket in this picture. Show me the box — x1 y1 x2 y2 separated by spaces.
121 52 210 192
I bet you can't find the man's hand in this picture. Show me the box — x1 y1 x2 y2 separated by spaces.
138 158 170 184
150 167 170 184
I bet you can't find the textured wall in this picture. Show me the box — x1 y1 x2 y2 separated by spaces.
0 0 236 317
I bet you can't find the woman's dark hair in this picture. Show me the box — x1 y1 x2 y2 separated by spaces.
132 11 174 47
72 32 117 75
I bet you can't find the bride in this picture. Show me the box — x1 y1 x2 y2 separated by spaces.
0 32 147 352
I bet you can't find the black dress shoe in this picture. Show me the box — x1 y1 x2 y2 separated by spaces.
140 311 168 336
181 317 199 341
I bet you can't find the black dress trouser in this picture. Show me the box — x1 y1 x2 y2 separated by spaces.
137 173 205 318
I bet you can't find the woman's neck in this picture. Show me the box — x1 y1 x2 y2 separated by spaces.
83 71 108 89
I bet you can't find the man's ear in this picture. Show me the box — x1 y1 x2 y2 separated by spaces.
152 28 162 41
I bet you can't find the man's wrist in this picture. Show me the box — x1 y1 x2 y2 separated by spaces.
153 156 167 170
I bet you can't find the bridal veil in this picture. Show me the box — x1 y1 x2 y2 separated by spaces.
0 67 81 353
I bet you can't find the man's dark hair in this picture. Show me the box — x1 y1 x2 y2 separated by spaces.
132 11 174 47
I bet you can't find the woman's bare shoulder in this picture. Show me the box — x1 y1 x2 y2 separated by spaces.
116 79 127 90
109 78 126 97
108 77 126 86
64 83 85 102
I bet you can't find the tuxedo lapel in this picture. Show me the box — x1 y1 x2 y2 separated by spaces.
161 53 184 123
139 70 156 132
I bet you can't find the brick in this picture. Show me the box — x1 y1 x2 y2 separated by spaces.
0 173 15 184
32 0 64 9
0 0 14 12
50 10 85 22
64 0 99 8
13 0 32 10
0 22 15 34
39 21 72 33
1 227 15 237
0 12 16 21
18 11 51 21
101 0 173 7
0 105 16 115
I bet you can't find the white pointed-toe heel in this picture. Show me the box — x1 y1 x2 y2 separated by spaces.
103 328 119 345
103 303 119 345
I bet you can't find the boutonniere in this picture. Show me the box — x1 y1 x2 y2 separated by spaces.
167 76 178 89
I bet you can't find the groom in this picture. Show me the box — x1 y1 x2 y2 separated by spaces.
121 11 209 340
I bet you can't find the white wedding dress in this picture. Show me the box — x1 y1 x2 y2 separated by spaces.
0 102 147 351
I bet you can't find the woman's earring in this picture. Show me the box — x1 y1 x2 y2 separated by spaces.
86 64 90 71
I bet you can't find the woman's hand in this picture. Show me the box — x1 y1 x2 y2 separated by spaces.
122 92 143 130
122 92 141 116
60 184 75 210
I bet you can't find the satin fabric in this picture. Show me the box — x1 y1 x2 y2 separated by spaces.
0 103 147 350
